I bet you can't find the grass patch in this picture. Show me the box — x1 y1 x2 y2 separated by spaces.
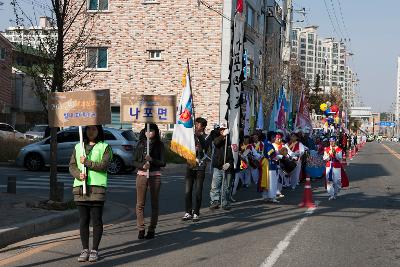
0 139 33 162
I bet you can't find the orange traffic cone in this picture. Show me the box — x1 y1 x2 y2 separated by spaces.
299 177 316 208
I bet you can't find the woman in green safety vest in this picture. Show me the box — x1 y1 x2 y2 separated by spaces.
69 125 112 263
133 123 166 240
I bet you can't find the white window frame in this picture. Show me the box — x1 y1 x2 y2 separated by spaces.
148 50 162 61
86 47 109 70
87 0 109 12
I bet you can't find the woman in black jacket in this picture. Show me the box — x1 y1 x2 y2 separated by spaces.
133 123 166 240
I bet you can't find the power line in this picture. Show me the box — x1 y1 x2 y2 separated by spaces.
322 0 338 38
329 0 346 41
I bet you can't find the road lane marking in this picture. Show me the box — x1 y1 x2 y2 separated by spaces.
260 207 316 267
382 144 400 160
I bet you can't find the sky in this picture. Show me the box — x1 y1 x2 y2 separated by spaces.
0 0 399 112
292 0 399 113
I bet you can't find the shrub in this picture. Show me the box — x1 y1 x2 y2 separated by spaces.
164 143 186 164
0 139 32 162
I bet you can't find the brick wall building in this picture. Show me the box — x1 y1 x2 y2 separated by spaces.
68 0 228 131
66 0 273 132
0 34 13 123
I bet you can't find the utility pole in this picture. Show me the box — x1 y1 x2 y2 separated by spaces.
281 0 293 89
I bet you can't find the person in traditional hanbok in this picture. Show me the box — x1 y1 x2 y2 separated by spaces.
285 132 306 190
272 132 285 198
259 131 280 203
323 136 343 200
232 136 252 195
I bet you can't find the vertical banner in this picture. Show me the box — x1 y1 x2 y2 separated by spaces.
244 93 251 136
228 11 245 168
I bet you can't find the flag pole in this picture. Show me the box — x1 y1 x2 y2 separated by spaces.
187 59 196 122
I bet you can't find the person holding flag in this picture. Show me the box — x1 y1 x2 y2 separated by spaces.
182 117 211 222
209 123 234 210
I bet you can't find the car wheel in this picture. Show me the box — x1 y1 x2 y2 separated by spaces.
25 153 44 171
108 156 124 175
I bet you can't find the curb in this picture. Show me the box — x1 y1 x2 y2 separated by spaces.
0 209 79 249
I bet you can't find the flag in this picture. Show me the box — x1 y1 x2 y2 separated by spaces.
170 66 196 167
287 90 293 130
256 96 264 130
236 0 243 13
227 11 245 169
269 97 278 131
244 94 251 135
295 89 313 130
275 98 286 131
249 91 256 130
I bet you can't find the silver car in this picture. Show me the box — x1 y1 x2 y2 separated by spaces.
16 127 138 174
0 123 26 139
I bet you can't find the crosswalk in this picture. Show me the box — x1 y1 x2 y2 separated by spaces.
0 174 185 191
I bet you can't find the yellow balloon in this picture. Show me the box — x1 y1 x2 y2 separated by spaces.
320 103 328 111
334 117 340 123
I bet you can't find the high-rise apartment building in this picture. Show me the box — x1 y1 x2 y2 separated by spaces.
291 26 355 107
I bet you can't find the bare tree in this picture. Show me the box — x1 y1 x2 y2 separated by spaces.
11 0 97 201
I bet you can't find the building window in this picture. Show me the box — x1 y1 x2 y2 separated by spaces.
86 47 108 69
88 0 108 11
0 47 5 60
246 5 255 28
148 50 162 60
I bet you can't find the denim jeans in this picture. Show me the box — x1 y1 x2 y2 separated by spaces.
210 168 232 207
185 167 206 215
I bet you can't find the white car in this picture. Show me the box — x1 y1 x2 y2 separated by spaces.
25 124 48 140
0 123 26 140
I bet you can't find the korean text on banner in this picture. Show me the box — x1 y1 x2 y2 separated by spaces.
120 95 177 124
48 89 111 128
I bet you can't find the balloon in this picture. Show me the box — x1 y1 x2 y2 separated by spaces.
331 105 339 113
320 103 328 112
324 108 331 116
321 118 327 123
334 117 340 124
327 117 334 125
326 101 332 108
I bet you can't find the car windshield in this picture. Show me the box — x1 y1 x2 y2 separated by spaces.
30 126 47 132
121 130 138 141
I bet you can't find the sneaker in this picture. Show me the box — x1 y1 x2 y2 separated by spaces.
328 196 334 201
88 250 98 262
222 205 231 211
277 194 285 198
78 249 89 262
182 212 192 221
145 231 155 239
138 230 145 239
192 214 200 222
230 196 237 202
271 199 280 203
209 202 220 210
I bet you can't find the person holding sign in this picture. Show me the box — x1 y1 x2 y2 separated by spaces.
133 123 166 240
69 125 112 263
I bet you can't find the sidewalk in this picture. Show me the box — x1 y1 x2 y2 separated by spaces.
0 193 132 249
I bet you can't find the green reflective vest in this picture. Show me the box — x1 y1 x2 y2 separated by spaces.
73 142 110 188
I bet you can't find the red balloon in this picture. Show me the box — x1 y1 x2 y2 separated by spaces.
331 105 339 113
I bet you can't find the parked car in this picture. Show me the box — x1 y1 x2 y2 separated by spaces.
25 124 48 140
0 123 26 140
16 127 138 174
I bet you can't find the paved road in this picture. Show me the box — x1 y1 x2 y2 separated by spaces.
1 142 400 267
